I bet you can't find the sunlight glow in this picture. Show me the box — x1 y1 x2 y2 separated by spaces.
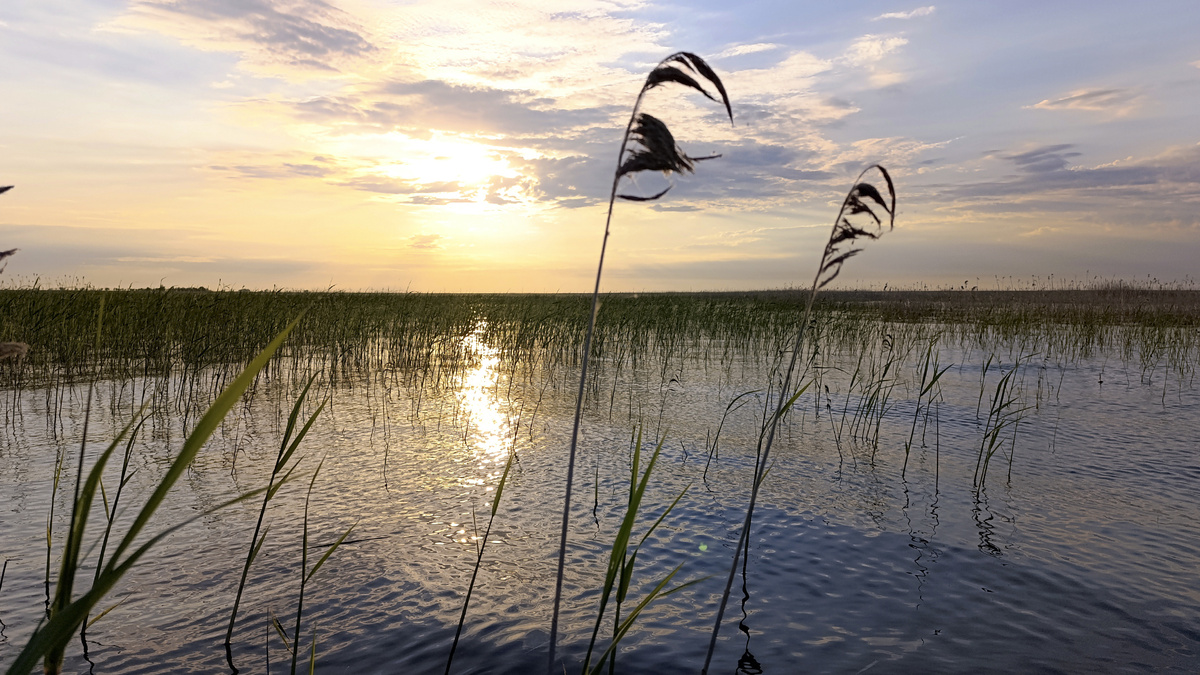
456 322 513 490
373 134 515 187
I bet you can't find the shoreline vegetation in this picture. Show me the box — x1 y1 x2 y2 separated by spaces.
2 286 1197 382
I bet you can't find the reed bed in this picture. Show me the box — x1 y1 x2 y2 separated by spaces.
2 288 1195 397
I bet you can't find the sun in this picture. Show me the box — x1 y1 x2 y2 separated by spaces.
377 133 515 188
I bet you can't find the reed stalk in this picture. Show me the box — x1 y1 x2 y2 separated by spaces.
225 373 325 672
702 165 895 673
547 52 732 673
290 458 355 675
445 425 518 674
580 428 695 675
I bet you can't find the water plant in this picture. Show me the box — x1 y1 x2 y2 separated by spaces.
7 317 302 675
702 165 895 673
548 51 732 673
225 373 326 671
581 428 698 675
285 457 355 675
903 338 951 476
445 427 518 674
974 353 1033 489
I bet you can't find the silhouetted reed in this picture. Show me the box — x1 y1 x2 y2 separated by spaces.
548 51 732 673
702 165 895 673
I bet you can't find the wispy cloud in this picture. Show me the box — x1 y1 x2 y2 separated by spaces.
841 34 909 87
115 0 376 75
948 142 1200 215
716 43 780 59
874 6 935 20
117 255 218 263
843 35 909 66
409 234 443 249
1000 144 1082 173
1026 88 1142 116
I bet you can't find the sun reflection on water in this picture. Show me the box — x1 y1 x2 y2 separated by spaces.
456 321 513 493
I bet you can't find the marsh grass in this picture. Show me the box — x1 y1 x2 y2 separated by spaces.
903 340 950 476
445 424 518 674
286 458 355 675
9 318 302 675
974 353 1034 489
4 283 1198 671
225 373 326 671
581 428 698 675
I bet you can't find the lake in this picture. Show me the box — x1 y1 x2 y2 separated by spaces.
2 291 1199 673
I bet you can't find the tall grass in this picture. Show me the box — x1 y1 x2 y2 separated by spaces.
702 165 895 673
547 51 732 673
903 339 950 477
8 317 303 675
580 428 698 675
444 427 517 674
286 458 355 675
225 373 325 671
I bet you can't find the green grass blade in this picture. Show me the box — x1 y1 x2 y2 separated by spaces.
9 488 268 674
306 523 356 584
106 315 302 571
85 595 130 629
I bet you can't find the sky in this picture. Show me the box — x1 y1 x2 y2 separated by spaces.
2 0 1199 292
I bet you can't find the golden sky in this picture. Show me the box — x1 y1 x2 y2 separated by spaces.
2 1 1199 290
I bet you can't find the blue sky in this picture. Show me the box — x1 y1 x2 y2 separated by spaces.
2 0 1198 290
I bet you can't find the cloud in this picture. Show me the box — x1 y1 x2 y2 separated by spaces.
943 142 1200 213
208 160 334 179
1026 88 1142 116
716 43 781 59
116 0 375 74
408 234 443 250
843 35 909 66
874 6 936 20
337 178 462 195
840 34 909 87
1000 144 1082 173
290 79 616 139
116 255 218 263
409 195 473 205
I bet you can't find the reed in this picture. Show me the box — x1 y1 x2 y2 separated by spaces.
225 373 326 671
547 51 732 673
974 353 1033 489
581 428 697 675
288 458 355 675
903 339 950 477
702 165 895 673
444 425 518 674
8 317 302 675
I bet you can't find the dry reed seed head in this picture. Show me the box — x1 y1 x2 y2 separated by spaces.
666 52 733 124
615 52 733 203
818 165 897 290
0 342 28 360
619 114 696 177
0 246 16 271
0 186 12 195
